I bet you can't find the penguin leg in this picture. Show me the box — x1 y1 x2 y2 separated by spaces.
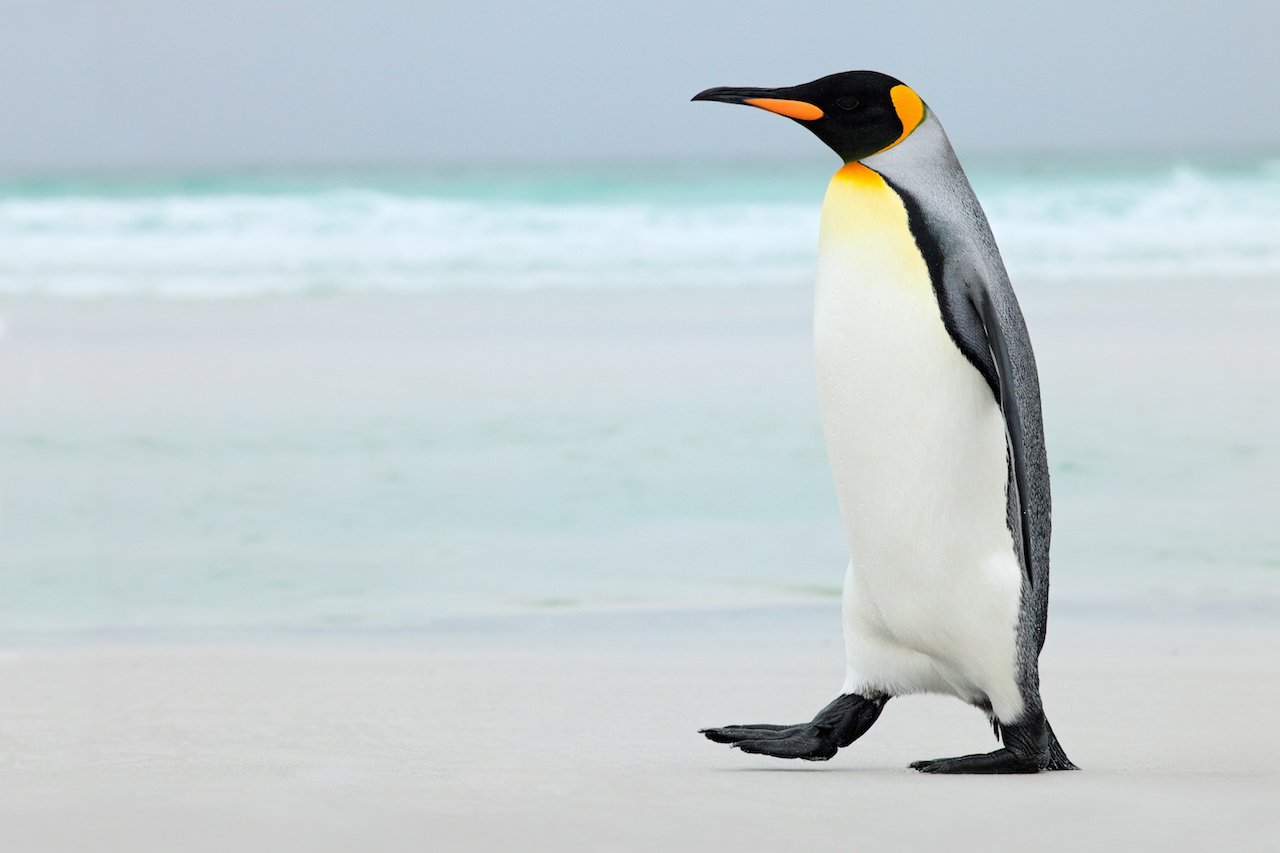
910 710 1078 774
700 693 888 761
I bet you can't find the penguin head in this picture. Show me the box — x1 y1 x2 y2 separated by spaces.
693 70 925 163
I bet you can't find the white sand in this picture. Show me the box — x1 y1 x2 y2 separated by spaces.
0 608 1276 852
1 286 1277 850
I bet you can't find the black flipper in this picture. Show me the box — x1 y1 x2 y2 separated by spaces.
910 710 1078 774
881 169 1043 591
976 286 1034 586
700 694 887 762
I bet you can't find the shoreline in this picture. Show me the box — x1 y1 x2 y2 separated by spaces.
1 605 1276 851
1 592 1279 650
2 285 1279 633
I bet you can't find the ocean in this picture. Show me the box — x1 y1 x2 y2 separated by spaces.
3 157 1279 299
1 156 1277 637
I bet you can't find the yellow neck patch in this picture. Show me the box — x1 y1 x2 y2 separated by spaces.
830 162 883 187
880 85 925 153
818 163 931 299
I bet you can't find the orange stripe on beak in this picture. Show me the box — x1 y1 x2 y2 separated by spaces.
743 98 824 121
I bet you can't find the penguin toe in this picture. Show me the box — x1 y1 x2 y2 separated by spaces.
733 729 838 761
700 724 793 744
701 722 840 759
910 748 1042 774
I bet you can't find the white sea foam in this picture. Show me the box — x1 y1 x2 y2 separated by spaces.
0 192 819 297
0 160 1276 298
985 161 1280 281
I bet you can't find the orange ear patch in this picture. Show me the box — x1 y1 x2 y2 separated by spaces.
744 98 824 121
883 85 925 151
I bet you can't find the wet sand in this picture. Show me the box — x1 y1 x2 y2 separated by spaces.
1 285 1278 850
2 283 1278 629
1 606 1277 852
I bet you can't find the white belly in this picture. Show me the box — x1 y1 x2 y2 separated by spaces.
814 164 1023 720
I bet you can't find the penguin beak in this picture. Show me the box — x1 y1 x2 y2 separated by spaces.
692 87 824 121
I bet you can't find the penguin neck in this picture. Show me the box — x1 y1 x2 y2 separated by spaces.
818 162 904 253
832 162 882 186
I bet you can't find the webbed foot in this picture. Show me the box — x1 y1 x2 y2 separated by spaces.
911 748 1042 774
910 713 1077 773
701 693 887 762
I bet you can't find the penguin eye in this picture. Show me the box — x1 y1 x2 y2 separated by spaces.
836 96 859 110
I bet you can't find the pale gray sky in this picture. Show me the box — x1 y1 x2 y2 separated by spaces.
0 0 1276 174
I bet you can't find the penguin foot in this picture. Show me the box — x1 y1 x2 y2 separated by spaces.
910 748 1043 774
911 713 1078 773
700 693 887 762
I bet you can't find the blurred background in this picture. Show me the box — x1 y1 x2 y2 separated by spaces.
1 0 1278 637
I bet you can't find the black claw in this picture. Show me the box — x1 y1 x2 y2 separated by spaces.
700 724 793 741
703 724 793 733
701 725 802 744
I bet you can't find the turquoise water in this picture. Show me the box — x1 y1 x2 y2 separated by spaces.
1 157 1278 297
0 157 1277 635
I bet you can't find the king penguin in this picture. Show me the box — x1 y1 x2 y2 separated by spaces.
692 71 1076 773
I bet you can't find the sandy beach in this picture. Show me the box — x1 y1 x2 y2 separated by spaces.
1 3 1277 846
0 607 1277 852
1 286 1278 850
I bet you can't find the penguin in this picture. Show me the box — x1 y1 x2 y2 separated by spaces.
692 71 1076 773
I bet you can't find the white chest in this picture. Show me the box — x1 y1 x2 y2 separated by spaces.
813 164 1023 716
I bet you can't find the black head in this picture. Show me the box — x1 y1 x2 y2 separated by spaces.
692 70 925 163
